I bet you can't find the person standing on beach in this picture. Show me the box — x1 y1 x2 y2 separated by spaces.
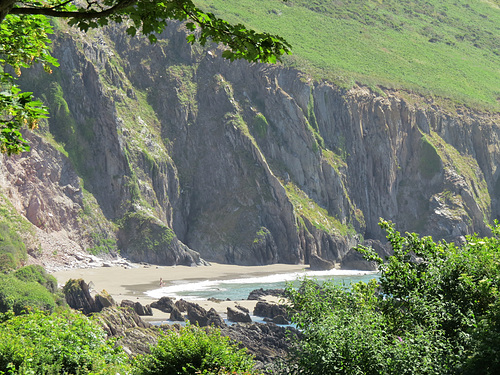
159 278 164 287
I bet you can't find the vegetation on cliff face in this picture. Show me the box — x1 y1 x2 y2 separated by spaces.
284 181 355 236
0 193 38 271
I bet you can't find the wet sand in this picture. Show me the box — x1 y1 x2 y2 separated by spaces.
51 262 307 321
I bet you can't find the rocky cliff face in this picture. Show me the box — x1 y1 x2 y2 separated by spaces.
4 22 499 269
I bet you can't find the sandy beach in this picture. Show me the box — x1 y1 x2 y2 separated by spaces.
51 262 309 322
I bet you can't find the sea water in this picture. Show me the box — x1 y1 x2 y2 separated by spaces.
146 269 379 301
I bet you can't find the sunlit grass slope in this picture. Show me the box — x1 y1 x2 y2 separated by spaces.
197 0 500 111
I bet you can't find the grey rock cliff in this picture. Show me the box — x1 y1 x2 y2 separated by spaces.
4 22 498 268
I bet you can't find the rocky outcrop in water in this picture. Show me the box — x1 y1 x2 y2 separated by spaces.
254 301 289 322
3 21 497 269
227 306 252 323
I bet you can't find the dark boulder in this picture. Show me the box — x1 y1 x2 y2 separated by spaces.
221 322 301 366
272 315 289 325
175 299 189 312
169 306 185 321
227 307 252 323
63 279 99 314
151 296 176 313
235 304 250 313
207 308 226 328
138 302 153 316
186 302 208 326
120 300 135 310
95 291 115 310
253 301 289 320
309 254 335 270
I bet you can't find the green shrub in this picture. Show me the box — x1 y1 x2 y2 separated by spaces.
0 274 56 314
13 265 58 294
136 325 256 375
284 219 500 374
285 279 457 375
0 222 26 272
252 113 268 138
0 254 16 273
363 220 500 343
0 309 130 374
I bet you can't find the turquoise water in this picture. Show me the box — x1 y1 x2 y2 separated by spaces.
146 269 379 301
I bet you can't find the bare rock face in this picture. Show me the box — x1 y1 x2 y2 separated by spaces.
271 315 289 325
175 299 189 312
183 302 226 327
186 302 209 326
95 291 115 310
63 278 119 314
206 308 226 328
117 213 202 266
221 323 301 366
97 306 151 337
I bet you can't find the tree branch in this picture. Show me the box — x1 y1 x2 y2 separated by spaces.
48 0 74 11
10 0 137 19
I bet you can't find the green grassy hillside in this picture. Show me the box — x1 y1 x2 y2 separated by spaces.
197 0 500 111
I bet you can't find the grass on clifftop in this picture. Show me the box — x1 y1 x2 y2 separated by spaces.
197 0 500 111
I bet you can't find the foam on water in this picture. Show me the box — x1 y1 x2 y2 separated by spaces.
146 269 378 301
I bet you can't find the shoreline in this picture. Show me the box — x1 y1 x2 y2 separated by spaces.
51 262 310 321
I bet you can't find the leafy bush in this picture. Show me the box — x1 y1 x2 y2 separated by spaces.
0 309 130 374
136 325 256 375
285 279 457 375
0 222 26 272
283 219 500 374
0 274 56 314
362 220 500 347
13 265 58 293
